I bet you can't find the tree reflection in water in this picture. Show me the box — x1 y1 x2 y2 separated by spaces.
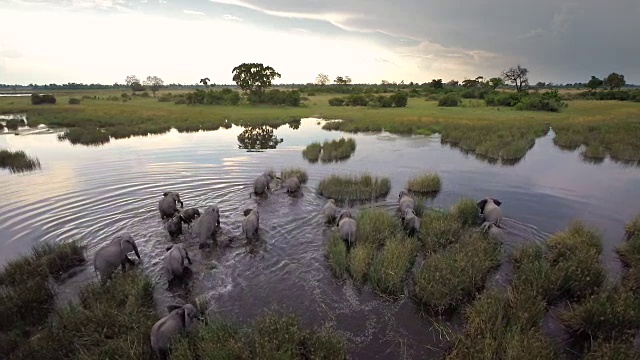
237 126 284 152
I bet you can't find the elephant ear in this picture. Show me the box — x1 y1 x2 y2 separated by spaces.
491 198 502 207
243 208 253 217
477 199 488 212
167 304 182 312
165 245 174 252
162 192 169 197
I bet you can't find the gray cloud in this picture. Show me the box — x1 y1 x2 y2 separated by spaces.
209 0 640 83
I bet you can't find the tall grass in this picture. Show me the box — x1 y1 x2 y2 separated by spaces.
317 173 391 203
58 127 110 146
320 138 356 163
355 208 401 247
368 235 418 298
325 232 348 280
617 213 640 291
280 167 309 184
406 173 442 194
302 142 322 163
0 149 41 173
419 211 464 254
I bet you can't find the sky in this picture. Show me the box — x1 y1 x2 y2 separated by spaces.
0 0 638 85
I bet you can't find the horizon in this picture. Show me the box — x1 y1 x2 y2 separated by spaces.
1 0 638 86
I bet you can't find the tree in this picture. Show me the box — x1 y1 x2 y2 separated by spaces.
446 79 459 87
488 77 505 89
344 76 352 85
429 79 444 89
231 63 281 94
143 76 164 96
603 73 625 90
586 76 603 91
535 81 546 88
502 65 529 92
381 80 390 85
125 75 142 93
315 73 329 86
462 79 479 88
200 77 210 88
334 76 352 85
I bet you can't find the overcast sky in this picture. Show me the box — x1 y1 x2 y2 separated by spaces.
1 0 638 85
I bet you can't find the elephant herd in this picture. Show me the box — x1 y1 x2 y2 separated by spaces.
90 168 505 360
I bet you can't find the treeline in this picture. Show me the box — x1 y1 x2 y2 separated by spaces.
157 88 303 107
328 92 409 108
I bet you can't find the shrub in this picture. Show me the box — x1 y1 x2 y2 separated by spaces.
58 127 110 146
139 91 150 97
407 173 441 193
438 93 461 107
484 92 523 107
328 97 345 106
515 91 568 112
390 91 409 107
157 95 172 102
174 98 187 105
4 119 20 130
317 173 391 202
248 89 301 106
68 97 81 105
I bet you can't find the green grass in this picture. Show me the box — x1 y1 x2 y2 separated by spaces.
583 339 639 359
419 211 465 254
302 138 357 163
317 173 391 203
280 167 308 184
406 173 441 194
348 243 375 285
368 235 418 298
617 213 640 291
0 149 41 173
451 197 482 227
355 208 402 247
325 232 348 280
302 142 322 163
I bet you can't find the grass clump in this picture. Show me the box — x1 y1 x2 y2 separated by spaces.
320 138 356 163
406 172 441 194
583 339 639 360
31 240 86 279
280 167 308 184
0 149 41 173
348 244 375 285
451 197 482 227
355 208 401 247
58 127 111 146
302 142 322 163
369 235 418 298
317 173 390 203
414 232 501 312
419 211 464 254
617 213 640 291
325 232 347 280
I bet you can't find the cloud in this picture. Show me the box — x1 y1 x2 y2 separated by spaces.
183 9 205 15
291 28 309 33
222 14 242 21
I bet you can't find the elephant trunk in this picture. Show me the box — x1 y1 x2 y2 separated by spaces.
133 242 141 259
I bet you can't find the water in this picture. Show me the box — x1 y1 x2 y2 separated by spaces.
1 118 639 359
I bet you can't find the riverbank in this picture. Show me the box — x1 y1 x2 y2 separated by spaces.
1 90 639 163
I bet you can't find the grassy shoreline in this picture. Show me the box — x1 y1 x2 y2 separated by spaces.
2 90 640 161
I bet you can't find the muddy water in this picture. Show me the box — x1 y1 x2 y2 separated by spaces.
1 118 639 359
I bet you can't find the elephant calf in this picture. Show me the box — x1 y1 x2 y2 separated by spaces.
166 213 184 239
159 191 184 220
337 210 357 249
196 205 220 248
323 199 338 224
253 171 277 196
93 233 141 282
284 176 301 193
150 303 201 360
481 221 506 242
398 191 415 216
402 208 420 237
180 208 201 228
164 243 192 287
477 197 503 227
242 208 259 242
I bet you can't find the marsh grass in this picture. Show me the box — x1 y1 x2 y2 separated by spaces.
320 138 356 163
617 214 640 291
355 208 402 247
302 142 322 163
419 211 464 254
369 235 418 298
583 339 639 359
623 213 640 240
280 167 309 184
348 243 375 285
406 173 441 194
451 197 482 227
170 311 347 360
414 232 501 312
325 232 348 280
58 127 110 146
0 149 41 173
317 173 391 202
31 240 86 279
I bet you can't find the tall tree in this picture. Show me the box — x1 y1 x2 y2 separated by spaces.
429 79 444 89
586 76 603 91
488 77 505 89
232 63 281 94
344 76 352 85
502 65 529 92
315 73 329 86
446 79 459 87
334 76 345 85
125 75 141 93
200 77 210 88
603 73 625 90
143 76 164 96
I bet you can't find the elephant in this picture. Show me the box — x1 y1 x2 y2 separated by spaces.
402 208 420 237
93 233 141 282
150 303 202 360
284 176 301 193
337 210 357 249
252 172 280 196
180 208 201 228
242 208 259 242
159 191 184 220
195 205 220 248
477 197 503 227
166 213 184 239
481 221 505 242
398 191 415 216
323 199 337 224
163 243 192 286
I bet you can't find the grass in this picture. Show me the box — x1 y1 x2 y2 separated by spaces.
280 167 308 184
348 243 375 285
170 310 348 360
57 127 113 146
355 208 402 247
302 138 357 163
369 235 418 298
583 339 639 359
325 232 348 280
617 213 640 291
317 173 391 203
302 142 322 163
406 172 441 194
419 211 465 254
0 149 41 173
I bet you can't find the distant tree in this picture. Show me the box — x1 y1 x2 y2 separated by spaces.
461 79 479 88
315 73 330 86
475 76 485 84
125 75 142 93
344 76 352 85
200 77 210 88
381 80 390 85
334 76 352 85
535 81 546 88
446 79 459 87
603 73 625 90
143 76 164 96
429 79 444 89
232 63 281 94
502 65 529 92
586 76 603 91
488 77 504 89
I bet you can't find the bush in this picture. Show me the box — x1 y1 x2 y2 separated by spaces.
438 93 461 107
174 98 187 105
157 95 172 102
515 90 568 112
484 92 523 107
5 119 20 130
328 97 345 106
30 93 56 105
248 89 301 106
68 97 81 105
390 91 409 107
58 127 110 146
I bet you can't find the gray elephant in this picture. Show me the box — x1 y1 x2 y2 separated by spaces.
166 213 184 239
180 208 201 228
398 191 415 216
481 221 505 242
159 191 184 220
323 199 337 224
284 176 301 193
195 205 220 248
337 210 357 249
477 197 503 227
252 171 279 196
242 208 259 242
163 243 192 287
402 208 420 237
150 303 201 360
93 233 141 282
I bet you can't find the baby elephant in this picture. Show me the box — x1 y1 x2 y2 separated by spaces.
398 191 415 216
93 233 141 282
180 208 201 228
150 303 201 360
477 197 503 227
481 221 506 242
159 191 184 220
323 199 337 224
402 208 420 237
284 176 301 194
337 210 357 250
196 205 220 248
166 213 185 239
242 208 259 242
253 171 278 196
163 243 192 287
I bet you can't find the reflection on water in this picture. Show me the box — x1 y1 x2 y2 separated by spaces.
237 125 284 151
0 118 639 359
